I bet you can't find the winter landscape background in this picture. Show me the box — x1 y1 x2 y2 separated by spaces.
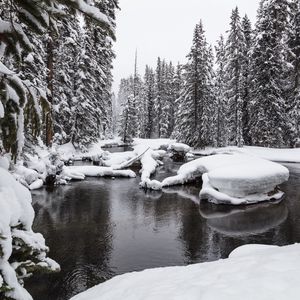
0 0 300 300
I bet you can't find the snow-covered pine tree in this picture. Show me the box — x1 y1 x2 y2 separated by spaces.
154 57 164 137
0 0 116 158
214 35 227 147
203 45 216 147
84 0 119 139
176 21 215 148
118 77 138 143
172 63 184 139
143 65 156 138
224 7 245 147
159 60 170 138
165 62 176 136
241 15 253 145
287 0 300 146
249 0 291 147
53 11 80 145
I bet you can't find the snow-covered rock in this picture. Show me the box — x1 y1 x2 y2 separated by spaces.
168 142 191 153
161 154 289 205
14 165 39 185
70 243 300 300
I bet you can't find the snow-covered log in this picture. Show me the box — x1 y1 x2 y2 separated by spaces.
62 166 136 180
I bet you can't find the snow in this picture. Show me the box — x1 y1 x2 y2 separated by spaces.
14 165 39 185
139 149 165 190
133 138 176 150
0 155 9 170
0 167 59 299
70 243 300 300
194 146 300 163
62 166 136 180
168 142 191 153
161 154 289 205
0 61 15 76
74 0 112 26
0 100 4 118
29 179 44 190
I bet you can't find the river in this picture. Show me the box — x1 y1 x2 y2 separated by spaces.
26 151 300 300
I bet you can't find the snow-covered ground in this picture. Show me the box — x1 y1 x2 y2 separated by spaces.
70 243 300 300
3 139 296 202
0 160 59 300
193 146 300 163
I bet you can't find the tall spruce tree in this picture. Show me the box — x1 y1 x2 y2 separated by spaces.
224 7 245 147
176 21 215 148
241 15 253 145
214 35 227 147
249 0 291 147
143 65 156 138
0 0 116 158
288 0 300 146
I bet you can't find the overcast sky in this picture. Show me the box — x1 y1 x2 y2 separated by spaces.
112 0 261 94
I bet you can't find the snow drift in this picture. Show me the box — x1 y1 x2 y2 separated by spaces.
70 243 300 300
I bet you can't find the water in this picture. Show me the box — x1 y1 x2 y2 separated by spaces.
26 159 300 300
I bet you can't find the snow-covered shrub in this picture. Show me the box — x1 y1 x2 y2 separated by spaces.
0 166 60 300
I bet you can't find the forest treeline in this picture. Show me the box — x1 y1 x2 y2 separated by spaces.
0 0 119 159
118 0 300 149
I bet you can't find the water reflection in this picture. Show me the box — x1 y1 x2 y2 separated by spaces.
199 200 288 236
28 181 114 300
26 161 300 300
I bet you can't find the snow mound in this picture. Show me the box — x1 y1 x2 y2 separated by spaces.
161 154 289 205
70 243 300 300
0 167 59 300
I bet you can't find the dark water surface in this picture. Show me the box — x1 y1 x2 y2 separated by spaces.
27 159 300 300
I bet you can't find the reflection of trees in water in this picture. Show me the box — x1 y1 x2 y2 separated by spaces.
178 193 291 265
27 180 114 300
280 164 300 243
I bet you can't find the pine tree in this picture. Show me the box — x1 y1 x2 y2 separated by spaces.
241 15 253 145
214 35 227 147
172 63 184 139
288 0 300 146
224 7 245 147
118 77 138 143
0 0 116 158
249 0 291 147
176 21 215 148
154 57 163 137
143 65 156 138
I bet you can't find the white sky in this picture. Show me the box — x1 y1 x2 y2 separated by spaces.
112 0 261 94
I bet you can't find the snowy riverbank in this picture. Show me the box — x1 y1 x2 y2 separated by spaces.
70 243 300 300
0 163 59 300
193 146 300 163
3 138 295 205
